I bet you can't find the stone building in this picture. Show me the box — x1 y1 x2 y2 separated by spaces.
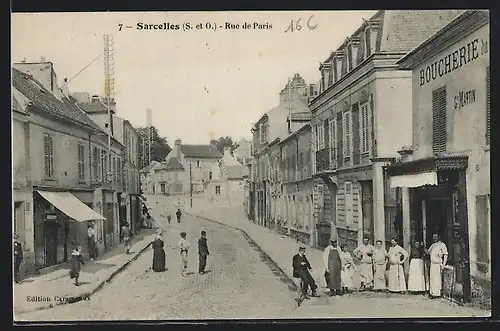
309 10 465 249
387 10 490 306
12 63 124 275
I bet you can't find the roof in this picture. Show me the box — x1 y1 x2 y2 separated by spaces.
226 165 245 180
12 95 23 113
78 101 109 114
12 68 103 131
181 145 222 159
397 10 489 69
163 158 185 171
289 112 312 122
280 124 311 145
140 161 160 173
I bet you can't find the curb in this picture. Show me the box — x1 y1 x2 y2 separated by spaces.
15 235 154 316
182 210 299 292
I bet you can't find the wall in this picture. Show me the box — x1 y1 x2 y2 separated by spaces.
411 24 490 280
13 113 28 189
374 71 413 157
28 112 123 189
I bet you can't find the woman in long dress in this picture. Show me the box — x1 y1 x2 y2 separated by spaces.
408 241 427 293
340 244 357 294
152 230 166 272
69 245 84 286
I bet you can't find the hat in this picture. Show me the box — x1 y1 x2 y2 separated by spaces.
299 246 306 250
330 239 337 243
201 231 206 235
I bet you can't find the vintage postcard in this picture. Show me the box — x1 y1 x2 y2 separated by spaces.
11 10 491 322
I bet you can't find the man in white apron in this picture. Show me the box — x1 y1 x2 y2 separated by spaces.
353 237 375 291
427 233 448 299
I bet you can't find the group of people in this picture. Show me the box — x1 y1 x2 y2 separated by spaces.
150 229 210 276
292 234 449 300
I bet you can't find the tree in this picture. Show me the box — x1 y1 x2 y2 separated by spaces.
210 136 239 154
137 126 172 167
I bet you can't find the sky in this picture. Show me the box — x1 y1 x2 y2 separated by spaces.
11 11 376 145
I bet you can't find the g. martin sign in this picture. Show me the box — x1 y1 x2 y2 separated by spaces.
454 89 476 110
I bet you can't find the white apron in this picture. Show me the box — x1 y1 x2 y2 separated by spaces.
388 245 408 292
408 258 427 292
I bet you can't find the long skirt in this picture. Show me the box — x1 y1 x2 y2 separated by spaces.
341 265 355 289
373 263 387 290
429 263 443 297
359 263 374 287
327 266 342 290
408 258 427 292
388 264 407 292
152 248 166 272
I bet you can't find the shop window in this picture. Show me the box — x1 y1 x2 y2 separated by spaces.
432 86 447 155
486 66 490 146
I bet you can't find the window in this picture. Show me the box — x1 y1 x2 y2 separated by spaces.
361 101 371 154
317 123 325 150
475 195 490 273
92 147 98 181
77 144 85 181
364 28 371 58
259 124 267 143
486 66 490 145
432 86 447 155
117 158 122 185
328 118 336 166
112 157 116 183
215 186 221 195
328 65 333 86
209 171 212 180
309 85 314 96
101 150 108 182
43 134 54 178
343 111 351 160
197 161 200 167
347 44 353 71
345 181 353 226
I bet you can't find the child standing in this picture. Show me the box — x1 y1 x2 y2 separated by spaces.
198 231 210 274
178 232 190 276
69 245 85 286
167 214 171 224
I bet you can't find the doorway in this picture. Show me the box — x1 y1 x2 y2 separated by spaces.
44 222 58 267
425 198 454 265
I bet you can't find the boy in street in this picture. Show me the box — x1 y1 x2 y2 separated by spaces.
176 209 182 223
13 234 23 283
198 231 210 274
167 214 171 224
178 232 190 276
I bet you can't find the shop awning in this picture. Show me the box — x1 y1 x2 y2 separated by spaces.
36 190 106 222
390 171 438 188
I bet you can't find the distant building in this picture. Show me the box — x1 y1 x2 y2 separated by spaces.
140 161 161 195
233 138 253 163
155 139 222 195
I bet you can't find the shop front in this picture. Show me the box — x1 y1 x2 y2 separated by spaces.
33 190 106 269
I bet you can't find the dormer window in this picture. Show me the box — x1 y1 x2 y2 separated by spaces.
364 28 371 58
347 43 353 71
328 64 333 86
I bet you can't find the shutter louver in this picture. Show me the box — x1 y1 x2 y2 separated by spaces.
370 95 375 156
44 134 50 177
352 103 361 165
337 112 343 168
432 87 447 155
486 66 490 145
324 120 330 150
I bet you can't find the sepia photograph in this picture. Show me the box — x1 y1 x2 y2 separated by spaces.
11 9 491 322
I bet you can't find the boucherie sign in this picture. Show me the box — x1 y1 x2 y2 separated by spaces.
419 36 489 87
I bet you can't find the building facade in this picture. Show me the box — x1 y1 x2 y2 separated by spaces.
12 63 124 275
279 124 314 245
251 73 311 228
161 139 222 195
387 10 490 305
309 10 464 249
140 161 161 195
233 138 253 163
154 158 187 195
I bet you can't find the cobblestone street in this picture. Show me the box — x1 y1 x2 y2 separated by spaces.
15 213 298 321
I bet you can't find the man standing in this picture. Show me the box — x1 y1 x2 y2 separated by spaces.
178 232 190 276
122 222 131 254
323 239 342 296
353 237 375 291
427 233 448 299
387 237 409 293
292 247 319 299
13 234 23 284
176 209 182 224
373 240 388 291
198 231 210 274
87 222 97 260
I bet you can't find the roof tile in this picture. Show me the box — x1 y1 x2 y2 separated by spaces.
181 145 222 158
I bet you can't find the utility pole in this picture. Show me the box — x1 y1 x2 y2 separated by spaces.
189 162 193 208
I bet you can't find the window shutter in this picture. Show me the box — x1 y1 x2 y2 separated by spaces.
348 45 353 71
364 29 371 57
475 195 490 273
352 103 361 165
370 95 375 156
486 66 490 145
432 86 447 155
344 111 351 161
324 120 330 150
329 118 336 168
336 112 343 168
44 134 51 177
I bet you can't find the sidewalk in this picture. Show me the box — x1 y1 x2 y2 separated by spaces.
146 194 489 317
14 228 157 316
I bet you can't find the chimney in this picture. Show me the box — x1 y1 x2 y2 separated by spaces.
175 139 182 158
60 78 70 98
224 146 232 158
91 95 100 103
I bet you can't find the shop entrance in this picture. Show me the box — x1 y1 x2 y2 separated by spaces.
425 198 453 257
